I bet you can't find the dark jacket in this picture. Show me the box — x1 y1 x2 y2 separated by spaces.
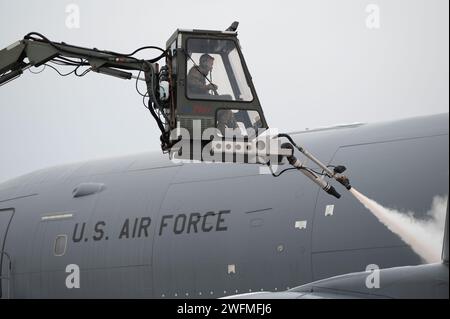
187 66 210 95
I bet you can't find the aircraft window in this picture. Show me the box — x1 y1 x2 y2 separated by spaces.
216 109 263 138
54 235 67 256
186 38 253 101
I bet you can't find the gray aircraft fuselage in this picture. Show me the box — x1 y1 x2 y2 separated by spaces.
0 113 448 298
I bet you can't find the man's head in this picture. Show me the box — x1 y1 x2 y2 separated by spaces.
218 109 234 124
199 54 214 72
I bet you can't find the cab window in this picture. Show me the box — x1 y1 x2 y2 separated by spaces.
216 109 262 137
186 38 253 102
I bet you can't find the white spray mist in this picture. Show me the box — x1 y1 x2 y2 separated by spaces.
350 188 447 263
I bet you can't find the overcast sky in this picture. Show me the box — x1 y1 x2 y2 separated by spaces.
0 0 448 183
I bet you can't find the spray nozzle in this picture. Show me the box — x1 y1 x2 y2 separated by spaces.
336 175 352 190
333 165 347 174
325 185 341 199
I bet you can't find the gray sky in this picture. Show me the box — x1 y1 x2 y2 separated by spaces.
0 0 448 183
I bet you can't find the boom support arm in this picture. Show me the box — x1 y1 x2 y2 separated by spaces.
0 33 171 149
0 37 153 83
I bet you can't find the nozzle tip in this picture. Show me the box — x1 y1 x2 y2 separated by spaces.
326 185 341 199
336 175 351 190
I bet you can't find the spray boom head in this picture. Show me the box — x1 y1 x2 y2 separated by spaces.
333 165 347 174
325 185 341 199
336 175 352 190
